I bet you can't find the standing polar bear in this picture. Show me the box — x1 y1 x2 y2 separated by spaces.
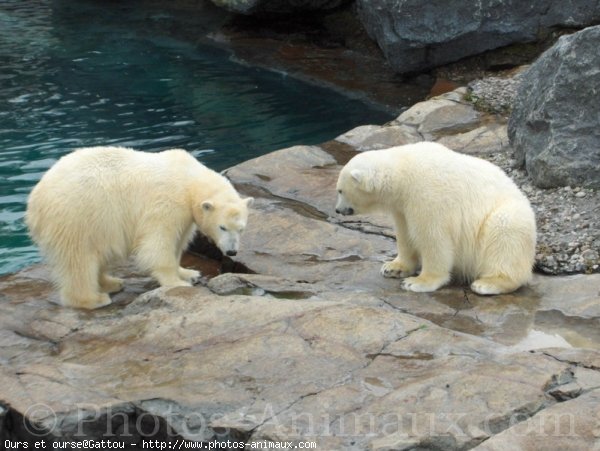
335 142 536 295
26 146 253 309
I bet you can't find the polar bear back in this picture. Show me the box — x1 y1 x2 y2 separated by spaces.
353 143 531 220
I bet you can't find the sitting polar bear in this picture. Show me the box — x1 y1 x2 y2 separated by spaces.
26 146 253 309
335 142 536 295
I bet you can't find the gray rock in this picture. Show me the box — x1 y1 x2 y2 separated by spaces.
335 124 421 151
437 124 509 155
356 0 600 73
209 0 348 15
207 273 315 298
472 389 600 451
392 89 481 139
509 26 600 188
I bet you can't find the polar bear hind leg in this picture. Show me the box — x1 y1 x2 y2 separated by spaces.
56 255 112 309
471 202 535 295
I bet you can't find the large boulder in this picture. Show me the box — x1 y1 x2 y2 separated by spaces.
508 26 600 189
209 0 348 15
356 0 600 74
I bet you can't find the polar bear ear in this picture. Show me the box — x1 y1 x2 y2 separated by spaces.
350 169 376 192
201 201 214 212
244 197 254 207
350 169 363 184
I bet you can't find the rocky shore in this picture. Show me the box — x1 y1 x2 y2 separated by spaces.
1 85 600 449
2 2 600 447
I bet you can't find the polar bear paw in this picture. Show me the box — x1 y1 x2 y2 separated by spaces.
62 292 112 310
380 260 417 278
471 277 519 295
402 275 449 293
154 270 193 288
178 267 201 284
100 274 124 294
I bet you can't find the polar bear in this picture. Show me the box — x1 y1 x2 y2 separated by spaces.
335 142 536 295
26 146 253 309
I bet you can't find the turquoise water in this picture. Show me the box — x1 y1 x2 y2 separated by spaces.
0 0 392 275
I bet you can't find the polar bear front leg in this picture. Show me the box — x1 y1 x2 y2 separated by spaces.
401 239 452 292
381 213 418 278
176 226 201 284
152 265 191 287
135 234 191 287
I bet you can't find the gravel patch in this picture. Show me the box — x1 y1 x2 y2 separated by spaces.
484 152 599 275
467 69 526 116
465 69 600 275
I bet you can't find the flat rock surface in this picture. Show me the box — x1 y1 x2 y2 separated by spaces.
2 89 600 449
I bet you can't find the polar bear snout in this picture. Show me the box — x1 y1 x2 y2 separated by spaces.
212 225 245 258
335 207 354 216
216 234 240 257
335 191 356 216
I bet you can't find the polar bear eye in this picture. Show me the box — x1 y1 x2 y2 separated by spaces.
337 189 342 194
219 225 227 231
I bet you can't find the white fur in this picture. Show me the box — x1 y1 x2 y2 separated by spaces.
26 146 253 309
335 142 536 294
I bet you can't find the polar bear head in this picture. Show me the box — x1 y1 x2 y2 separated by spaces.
335 153 382 216
196 196 253 257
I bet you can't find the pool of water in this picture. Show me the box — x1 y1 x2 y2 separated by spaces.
0 0 392 275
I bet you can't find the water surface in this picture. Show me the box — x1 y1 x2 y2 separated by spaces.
0 0 392 275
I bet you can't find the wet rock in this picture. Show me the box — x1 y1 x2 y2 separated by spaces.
250 336 568 450
0 275 578 448
356 0 600 74
540 348 600 371
210 16 430 113
209 0 349 15
509 26 600 188
472 389 600 451
207 273 315 298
